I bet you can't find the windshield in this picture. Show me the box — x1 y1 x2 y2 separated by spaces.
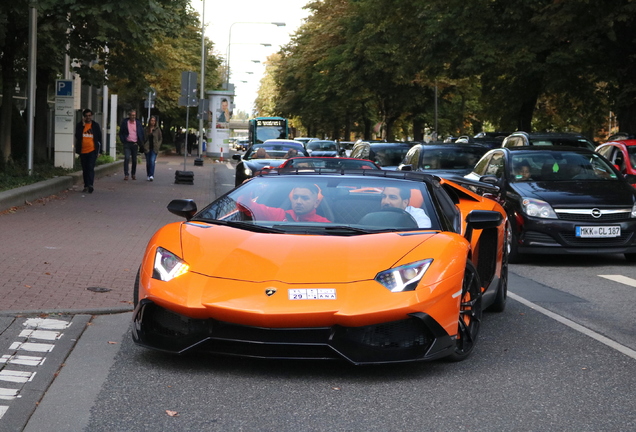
422 147 487 170
308 141 337 151
282 158 379 171
373 146 410 166
246 143 302 160
256 126 286 143
510 151 619 182
195 176 440 234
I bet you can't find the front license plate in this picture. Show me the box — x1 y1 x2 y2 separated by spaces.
288 289 337 300
575 226 621 238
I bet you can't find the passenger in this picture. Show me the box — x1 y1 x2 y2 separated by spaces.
238 184 330 222
515 160 533 181
254 148 269 159
284 148 298 158
380 186 431 228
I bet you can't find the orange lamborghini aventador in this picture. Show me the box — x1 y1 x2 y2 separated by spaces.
132 170 508 364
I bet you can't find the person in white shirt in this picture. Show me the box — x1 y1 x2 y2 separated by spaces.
380 186 432 228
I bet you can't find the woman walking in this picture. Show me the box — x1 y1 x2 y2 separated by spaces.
141 116 162 181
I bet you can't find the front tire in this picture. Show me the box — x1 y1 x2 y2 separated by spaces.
447 260 483 362
507 221 522 264
487 231 508 313
625 253 636 263
133 267 140 308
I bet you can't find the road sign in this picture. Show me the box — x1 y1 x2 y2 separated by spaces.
56 80 73 97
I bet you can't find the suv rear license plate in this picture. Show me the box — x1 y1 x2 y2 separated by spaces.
575 226 621 238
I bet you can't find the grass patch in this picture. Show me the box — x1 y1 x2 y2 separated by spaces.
0 154 116 192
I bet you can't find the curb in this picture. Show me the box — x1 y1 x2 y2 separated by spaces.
0 306 133 317
0 160 123 213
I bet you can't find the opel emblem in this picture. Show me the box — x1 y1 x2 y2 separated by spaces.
591 208 602 218
265 288 277 296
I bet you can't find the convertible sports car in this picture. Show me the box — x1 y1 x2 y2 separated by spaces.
132 170 508 364
232 140 308 186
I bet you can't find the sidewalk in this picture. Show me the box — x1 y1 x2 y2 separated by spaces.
0 154 234 315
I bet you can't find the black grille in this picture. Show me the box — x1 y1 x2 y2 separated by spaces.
557 212 630 222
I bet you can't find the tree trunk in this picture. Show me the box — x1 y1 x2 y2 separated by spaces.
0 54 16 163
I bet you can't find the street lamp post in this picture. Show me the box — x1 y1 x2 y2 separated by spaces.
199 0 206 158
225 22 285 89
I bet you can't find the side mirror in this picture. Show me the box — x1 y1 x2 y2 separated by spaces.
464 210 502 242
232 154 242 161
400 165 413 171
167 199 197 220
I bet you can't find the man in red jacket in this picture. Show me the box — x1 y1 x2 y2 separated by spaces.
239 184 330 222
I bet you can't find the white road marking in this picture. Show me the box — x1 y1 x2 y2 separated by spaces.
0 371 36 384
510 292 636 360
0 406 8 420
598 275 636 288
0 389 19 401
9 342 55 353
0 355 45 366
19 330 62 341
23 318 70 330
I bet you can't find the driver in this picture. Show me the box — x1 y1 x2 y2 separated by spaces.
380 186 431 228
238 184 331 222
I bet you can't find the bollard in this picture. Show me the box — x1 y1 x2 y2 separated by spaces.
220 147 224 162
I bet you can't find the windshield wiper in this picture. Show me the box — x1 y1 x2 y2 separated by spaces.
189 218 284 233
270 224 377 235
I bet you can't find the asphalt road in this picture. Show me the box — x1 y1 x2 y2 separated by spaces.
3 155 636 431
22 268 636 431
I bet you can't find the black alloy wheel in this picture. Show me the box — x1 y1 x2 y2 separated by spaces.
133 267 140 307
447 260 483 362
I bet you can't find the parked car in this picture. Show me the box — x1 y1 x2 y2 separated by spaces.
596 139 636 189
399 142 490 176
349 142 413 170
132 170 508 364
306 140 342 157
464 146 636 263
278 156 381 171
502 131 596 150
232 140 308 186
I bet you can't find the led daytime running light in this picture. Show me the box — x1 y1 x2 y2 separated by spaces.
375 259 433 292
153 247 189 281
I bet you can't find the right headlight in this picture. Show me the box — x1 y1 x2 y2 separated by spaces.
631 202 636 218
153 247 189 281
521 198 557 219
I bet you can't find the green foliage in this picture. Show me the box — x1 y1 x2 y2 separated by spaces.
0 159 74 192
261 0 636 139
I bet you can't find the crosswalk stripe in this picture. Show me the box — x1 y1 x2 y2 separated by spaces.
598 275 636 288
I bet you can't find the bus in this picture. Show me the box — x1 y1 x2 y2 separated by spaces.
248 117 288 146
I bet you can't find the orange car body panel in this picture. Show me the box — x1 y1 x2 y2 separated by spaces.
139 223 470 336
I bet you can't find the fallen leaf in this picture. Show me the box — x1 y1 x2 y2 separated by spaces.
332 387 341 391
45 272 51 275
166 410 179 417
107 341 118 344
25 285 32 288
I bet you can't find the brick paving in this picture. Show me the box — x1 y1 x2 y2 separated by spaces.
0 155 234 314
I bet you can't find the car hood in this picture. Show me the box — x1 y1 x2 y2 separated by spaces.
511 181 636 206
179 223 439 283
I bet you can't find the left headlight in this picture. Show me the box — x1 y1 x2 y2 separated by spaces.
521 197 557 219
631 202 636 218
153 247 189 281
375 259 433 292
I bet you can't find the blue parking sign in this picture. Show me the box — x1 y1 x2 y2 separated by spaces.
56 80 73 97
